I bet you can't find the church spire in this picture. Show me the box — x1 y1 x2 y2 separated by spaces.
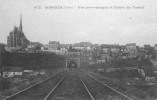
14 22 16 28
19 13 22 32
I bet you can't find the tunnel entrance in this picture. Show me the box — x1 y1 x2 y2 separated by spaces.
68 61 77 68
66 58 80 68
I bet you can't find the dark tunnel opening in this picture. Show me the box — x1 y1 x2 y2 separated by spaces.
68 61 77 68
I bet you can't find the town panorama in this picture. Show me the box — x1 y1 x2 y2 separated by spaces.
0 15 157 100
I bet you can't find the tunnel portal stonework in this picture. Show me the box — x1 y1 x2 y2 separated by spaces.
66 58 81 68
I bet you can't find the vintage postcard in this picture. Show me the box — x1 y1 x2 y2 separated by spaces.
0 0 157 100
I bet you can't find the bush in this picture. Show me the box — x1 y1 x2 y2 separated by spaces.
0 79 11 90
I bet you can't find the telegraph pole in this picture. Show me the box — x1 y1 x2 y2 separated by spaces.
0 45 2 77
0 45 1 65
0 44 4 77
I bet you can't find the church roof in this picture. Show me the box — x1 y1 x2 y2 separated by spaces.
9 26 20 35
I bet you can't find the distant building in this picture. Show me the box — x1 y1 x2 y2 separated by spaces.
154 44 157 51
100 44 120 61
73 42 92 51
46 41 60 50
1 67 23 78
101 44 120 54
6 14 29 52
67 44 79 53
73 42 92 55
144 44 151 50
60 44 70 49
26 42 43 53
41 41 67 54
125 43 138 58
73 42 92 47
60 44 69 54
27 42 42 49
91 44 100 48
119 45 128 58
60 48 68 54
138 69 156 85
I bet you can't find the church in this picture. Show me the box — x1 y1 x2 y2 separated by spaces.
6 14 29 52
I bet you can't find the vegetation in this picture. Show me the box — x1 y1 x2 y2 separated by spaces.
0 78 11 90
86 57 154 73
112 58 138 68
1 52 66 69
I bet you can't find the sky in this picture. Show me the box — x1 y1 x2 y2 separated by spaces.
0 0 157 46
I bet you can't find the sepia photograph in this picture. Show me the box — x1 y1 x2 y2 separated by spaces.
0 0 157 100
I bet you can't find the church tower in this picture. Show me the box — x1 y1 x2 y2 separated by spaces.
19 13 23 32
6 13 30 52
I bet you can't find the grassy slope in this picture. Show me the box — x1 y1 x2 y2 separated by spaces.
1 52 66 69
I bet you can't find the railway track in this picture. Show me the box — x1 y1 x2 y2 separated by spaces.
2 69 92 100
43 72 68 100
78 70 134 100
77 72 95 100
44 69 92 100
2 70 68 100
44 69 133 100
2 68 134 100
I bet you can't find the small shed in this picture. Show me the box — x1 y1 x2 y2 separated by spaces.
144 69 156 82
2 67 23 78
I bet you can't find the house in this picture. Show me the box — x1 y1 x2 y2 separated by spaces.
41 41 67 55
144 44 154 56
60 48 68 54
29 70 39 76
24 69 46 76
73 42 92 48
154 44 157 51
28 42 42 49
144 44 151 50
101 54 111 61
3 72 14 78
46 41 60 50
24 69 33 73
138 68 156 85
125 43 138 58
101 44 120 54
41 41 62 54
25 42 43 53
119 45 127 55
2 67 23 78
40 69 46 75
72 42 92 55
144 70 156 85
26 48 35 53
101 44 120 61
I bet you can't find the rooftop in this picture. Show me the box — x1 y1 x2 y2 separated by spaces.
126 43 136 46
101 44 120 48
